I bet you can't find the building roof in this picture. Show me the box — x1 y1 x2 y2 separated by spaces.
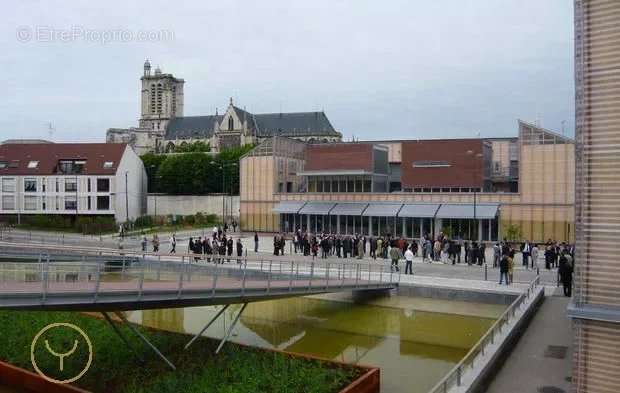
165 115 222 139
0 143 127 176
164 110 339 140
254 112 338 137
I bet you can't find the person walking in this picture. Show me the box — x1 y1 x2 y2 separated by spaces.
152 234 160 252
227 237 233 263
389 245 401 272
508 249 515 284
169 233 177 253
141 235 148 253
404 246 414 275
521 240 531 269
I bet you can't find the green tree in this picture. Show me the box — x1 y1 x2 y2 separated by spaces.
213 144 255 194
504 224 522 242
141 153 168 192
157 153 220 194
174 140 211 153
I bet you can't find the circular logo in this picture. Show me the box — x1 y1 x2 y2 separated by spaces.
16 26 32 43
30 322 93 384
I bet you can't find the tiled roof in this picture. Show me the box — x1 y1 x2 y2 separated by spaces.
0 143 127 176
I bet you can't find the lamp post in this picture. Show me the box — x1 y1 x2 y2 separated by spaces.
211 161 238 227
466 150 483 241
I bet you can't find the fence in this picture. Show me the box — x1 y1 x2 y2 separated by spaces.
428 275 541 393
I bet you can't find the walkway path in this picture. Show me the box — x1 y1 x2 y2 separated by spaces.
486 292 573 393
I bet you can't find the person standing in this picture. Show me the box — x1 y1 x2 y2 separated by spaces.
204 238 212 262
227 237 233 262
521 240 531 269
404 246 414 275
254 231 259 253
141 235 148 252
531 244 539 271
232 220 237 233
357 239 364 259
389 245 401 272
508 248 515 284
236 238 243 263
499 254 509 285
170 233 177 253
558 251 573 297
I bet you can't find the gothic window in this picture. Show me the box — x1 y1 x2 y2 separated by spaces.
156 83 163 113
150 84 156 113
228 116 234 131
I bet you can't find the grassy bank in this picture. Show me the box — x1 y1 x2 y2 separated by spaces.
0 310 359 393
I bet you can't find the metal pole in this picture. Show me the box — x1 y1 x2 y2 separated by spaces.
184 304 230 350
114 311 176 370
215 303 248 354
125 171 129 223
101 312 145 363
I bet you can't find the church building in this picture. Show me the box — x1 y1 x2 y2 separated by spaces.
106 60 342 154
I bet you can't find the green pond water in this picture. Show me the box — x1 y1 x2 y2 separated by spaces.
128 293 505 393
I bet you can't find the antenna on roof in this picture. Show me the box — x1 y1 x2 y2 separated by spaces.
47 121 55 139
561 120 566 135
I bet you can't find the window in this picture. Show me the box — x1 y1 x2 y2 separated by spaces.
65 180 77 192
42 199 46 210
0 162 7 169
27 161 39 169
58 160 86 174
24 196 37 210
228 116 234 131
96 196 110 210
103 161 114 169
412 161 451 168
24 179 37 192
1 195 14 210
286 182 293 193
55 179 59 192
41 179 46 192
97 178 110 192
64 196 77 210
87 178 91 192
87 196 91 210
2 178 15 193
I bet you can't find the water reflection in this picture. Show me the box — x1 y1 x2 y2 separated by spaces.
130 295 503 393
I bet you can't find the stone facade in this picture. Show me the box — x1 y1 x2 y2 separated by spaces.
107 61 341 155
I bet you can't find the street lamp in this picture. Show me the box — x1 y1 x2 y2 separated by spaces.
466 150 483 241
211 160 238 227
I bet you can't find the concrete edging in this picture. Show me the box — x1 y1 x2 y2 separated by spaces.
451 286 545 393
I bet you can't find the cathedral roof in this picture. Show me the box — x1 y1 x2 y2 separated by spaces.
165 115 222 139
164 109 340 140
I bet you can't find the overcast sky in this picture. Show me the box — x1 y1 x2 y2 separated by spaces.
1 0 574 142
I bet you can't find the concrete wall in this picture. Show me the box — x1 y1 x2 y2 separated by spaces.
147 194 240 218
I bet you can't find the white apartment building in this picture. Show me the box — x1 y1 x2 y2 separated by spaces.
0 142 147 223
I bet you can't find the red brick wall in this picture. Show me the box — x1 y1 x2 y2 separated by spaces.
305 144 373 172
401 139 484 188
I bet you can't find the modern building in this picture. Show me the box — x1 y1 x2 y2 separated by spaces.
0 142 147 223
106 61 342 155
569 1 620 391
239 120 575 243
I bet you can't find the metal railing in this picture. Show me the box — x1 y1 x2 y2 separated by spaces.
428 275 541 393
0 242 399 307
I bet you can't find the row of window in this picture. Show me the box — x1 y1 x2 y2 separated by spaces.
0 195 110 211
307 176 373 193
1 178 110 193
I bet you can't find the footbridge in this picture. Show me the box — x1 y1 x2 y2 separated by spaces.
0 240 399 369
0 241 398 311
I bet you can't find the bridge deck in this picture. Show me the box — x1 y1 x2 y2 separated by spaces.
0 241 397 311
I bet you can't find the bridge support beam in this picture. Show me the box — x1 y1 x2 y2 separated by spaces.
184 304 230 350
113 311 176 370
101 312 144 364
215 303 248 354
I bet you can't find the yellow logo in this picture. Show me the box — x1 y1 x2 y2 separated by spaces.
30 322 93 384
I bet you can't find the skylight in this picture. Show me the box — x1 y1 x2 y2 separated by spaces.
103 161 114 168
0 162 7 169
27 161 39 169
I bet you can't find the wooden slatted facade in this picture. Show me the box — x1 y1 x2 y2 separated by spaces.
572 0 620 391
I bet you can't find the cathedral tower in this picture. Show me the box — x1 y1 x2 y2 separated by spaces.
139 60 185 133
